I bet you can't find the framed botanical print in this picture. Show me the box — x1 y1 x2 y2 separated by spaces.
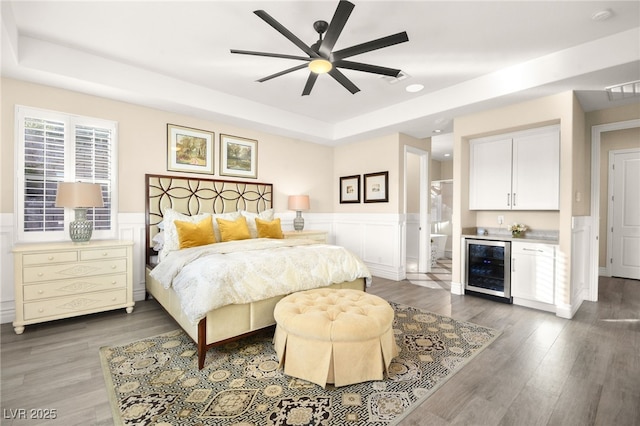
340 175 360 203
364 171 389 203
167 124 214 174
220 134 258 179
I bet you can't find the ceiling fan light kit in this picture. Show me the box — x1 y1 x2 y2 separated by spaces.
230 0 409 96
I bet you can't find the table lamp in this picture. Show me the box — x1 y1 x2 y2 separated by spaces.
288 195 310 231
55 182 104 243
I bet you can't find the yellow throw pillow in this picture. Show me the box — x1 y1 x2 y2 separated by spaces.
256 218 283 239
174 216 215 249
216 216 251 242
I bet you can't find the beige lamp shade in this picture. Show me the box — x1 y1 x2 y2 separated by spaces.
55 182 104 208
288 195 310 211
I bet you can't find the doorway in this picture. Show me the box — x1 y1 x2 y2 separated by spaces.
404 146 429 274
590 119 640 300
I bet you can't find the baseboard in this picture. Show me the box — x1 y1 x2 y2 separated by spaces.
1 301 15 325
450 281 464 295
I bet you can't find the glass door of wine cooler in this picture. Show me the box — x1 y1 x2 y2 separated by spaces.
465 239 511 300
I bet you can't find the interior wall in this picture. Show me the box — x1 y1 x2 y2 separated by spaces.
1 78 335 216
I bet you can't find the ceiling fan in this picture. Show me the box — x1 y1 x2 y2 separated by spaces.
230 0 409 96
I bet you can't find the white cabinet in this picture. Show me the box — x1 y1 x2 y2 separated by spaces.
511 241 556 308
12 240 134 334
469 126 560 210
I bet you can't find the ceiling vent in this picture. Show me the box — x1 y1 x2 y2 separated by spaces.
381 71 409 84
605 80 640 101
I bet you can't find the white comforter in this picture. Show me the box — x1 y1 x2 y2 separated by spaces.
149 238 371 324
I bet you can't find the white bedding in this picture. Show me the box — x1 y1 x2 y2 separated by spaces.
149 238 371 324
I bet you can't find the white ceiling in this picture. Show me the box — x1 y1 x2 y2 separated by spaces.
2 1 639 160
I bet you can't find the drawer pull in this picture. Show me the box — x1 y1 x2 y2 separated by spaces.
111 281 117 285
37 272 44 277
102 252 108 256
48 256 54 261
111 297 117 301
38 308 44 313
38 290 44 294
111 265 117 269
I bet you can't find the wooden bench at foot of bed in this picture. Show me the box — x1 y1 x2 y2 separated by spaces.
146 266 366 369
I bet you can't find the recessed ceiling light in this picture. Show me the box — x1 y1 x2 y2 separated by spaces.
444 153 451 157
433 129 442 134
591 9 613 21
406 84 424 93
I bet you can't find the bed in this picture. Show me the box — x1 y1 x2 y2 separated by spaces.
145 174 369 369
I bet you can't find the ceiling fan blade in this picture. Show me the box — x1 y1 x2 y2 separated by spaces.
319 0 355 58
328 68 360 94
254 10 320 58
332 31 409 60
334 60 402 77
257 64 309 83
230 49 311 62
302 73 319 96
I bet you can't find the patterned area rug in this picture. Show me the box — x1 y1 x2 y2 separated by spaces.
100 302 499 426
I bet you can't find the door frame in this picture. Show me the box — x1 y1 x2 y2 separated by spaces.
404 145 430 274
590 119 640 301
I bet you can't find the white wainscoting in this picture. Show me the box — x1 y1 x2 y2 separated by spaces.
0 212 406 323
555 216 591 319
333 213 405 281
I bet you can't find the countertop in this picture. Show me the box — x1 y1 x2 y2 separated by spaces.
461 227 559 245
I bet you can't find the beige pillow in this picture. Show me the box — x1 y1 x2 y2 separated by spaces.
175 216 215 249
241 209 274 238
216 216 251 242
256 218 284 239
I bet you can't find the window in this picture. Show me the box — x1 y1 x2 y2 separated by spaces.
16 106 118 242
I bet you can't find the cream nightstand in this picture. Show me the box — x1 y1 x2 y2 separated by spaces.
12 239 134 334
283 230 328 243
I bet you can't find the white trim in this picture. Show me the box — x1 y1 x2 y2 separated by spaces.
590 119 640 301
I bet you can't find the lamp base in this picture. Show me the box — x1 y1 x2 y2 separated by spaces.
293 211 305 231
69 208 93 243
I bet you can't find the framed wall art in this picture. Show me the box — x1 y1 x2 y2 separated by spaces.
364 171 389 203
220 134 258 179
167 124 214 174
340 175 360 204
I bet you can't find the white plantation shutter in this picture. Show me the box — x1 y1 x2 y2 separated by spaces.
16 106 118 242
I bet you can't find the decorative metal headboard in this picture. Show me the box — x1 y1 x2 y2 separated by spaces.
145 174 273 265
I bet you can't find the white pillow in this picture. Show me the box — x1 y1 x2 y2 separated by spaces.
241 209 275 238
211 211 242 241
159 209 211 262
152 231 164 251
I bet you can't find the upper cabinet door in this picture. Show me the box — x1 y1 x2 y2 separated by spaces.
511 128 560 210
469 137 512 210
469 125 560 211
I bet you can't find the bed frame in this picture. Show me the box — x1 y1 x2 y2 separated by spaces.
145 174 365 369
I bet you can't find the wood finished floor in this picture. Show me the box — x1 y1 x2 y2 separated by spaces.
1 276 638 426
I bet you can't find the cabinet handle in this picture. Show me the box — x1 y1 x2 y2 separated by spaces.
38 290 44 294
512 259 516 272
37 272 44 277
507 193 510 206
513 193 517 206
111 281 117 285
523 248 544 253
111 297 117 301
38 308 44 313
111 265 117 269
48 256 54 261
102 252 108 256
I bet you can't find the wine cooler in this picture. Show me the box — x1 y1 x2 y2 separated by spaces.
465 239 512 302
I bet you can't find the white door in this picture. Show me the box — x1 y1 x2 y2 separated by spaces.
610 149 640 279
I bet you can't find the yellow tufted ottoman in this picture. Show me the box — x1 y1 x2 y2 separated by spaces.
273 288 398 388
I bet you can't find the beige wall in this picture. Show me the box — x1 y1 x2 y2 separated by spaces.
1 78 335 215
